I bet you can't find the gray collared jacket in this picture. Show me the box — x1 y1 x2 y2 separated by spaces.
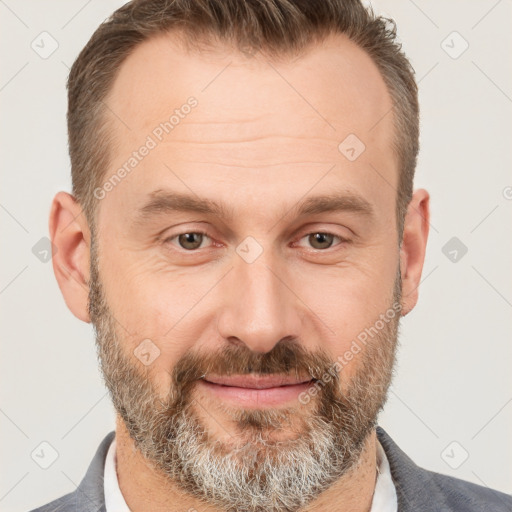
28 426 512 511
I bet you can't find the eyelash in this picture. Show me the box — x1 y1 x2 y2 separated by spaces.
163 230 349 252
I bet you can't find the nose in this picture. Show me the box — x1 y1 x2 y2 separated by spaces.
216 251 303 354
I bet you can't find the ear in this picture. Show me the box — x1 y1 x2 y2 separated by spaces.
399 188 430 316
49 191 91 323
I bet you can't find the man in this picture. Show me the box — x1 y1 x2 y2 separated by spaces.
30 0 511 511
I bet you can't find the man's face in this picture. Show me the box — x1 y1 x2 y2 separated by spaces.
89 32 403 510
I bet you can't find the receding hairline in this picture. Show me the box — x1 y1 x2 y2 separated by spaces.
89 28 399 239
67 0 418 239
99 26 397 164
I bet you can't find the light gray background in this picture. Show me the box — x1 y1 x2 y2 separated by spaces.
1 1 511 510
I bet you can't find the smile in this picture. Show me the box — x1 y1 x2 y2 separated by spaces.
198 374 316 408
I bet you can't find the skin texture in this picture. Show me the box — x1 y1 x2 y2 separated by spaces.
50 31 430 512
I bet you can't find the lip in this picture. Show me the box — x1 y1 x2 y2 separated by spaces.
198 374 316 408
203 374 313 389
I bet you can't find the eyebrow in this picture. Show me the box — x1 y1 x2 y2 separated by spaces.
134 188 374 224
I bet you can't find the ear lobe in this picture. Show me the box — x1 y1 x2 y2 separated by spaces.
49 191 91 323
399 188 430 317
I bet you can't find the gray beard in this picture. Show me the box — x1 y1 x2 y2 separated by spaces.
160 401 367 511
88 235 401 511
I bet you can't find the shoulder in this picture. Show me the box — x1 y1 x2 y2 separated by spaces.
27 491 76 512
376 426 512 512
426 467 512 511
25 431 114 512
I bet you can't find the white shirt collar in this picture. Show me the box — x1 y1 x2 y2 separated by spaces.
104 437 131 512
371 434 398 512
104 435 397 512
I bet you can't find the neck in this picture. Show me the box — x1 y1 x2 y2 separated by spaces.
115 416 378 512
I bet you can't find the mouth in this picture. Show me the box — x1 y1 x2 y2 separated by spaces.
198 374 317 408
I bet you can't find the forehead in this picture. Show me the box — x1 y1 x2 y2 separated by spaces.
99 31 397 226
107 31 394 136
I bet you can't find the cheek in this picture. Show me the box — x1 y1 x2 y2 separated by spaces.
99 252 197 360
293 248 397 315
290 254 398 363
103 253 231 377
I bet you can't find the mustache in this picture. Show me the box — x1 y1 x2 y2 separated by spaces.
171 337 338 392
164 337 352 435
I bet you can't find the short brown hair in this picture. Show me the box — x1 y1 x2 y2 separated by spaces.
67 0 419 238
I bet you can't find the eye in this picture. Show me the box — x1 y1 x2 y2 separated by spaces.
297 232 347 250
162 229 348 253
165 231 212 251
